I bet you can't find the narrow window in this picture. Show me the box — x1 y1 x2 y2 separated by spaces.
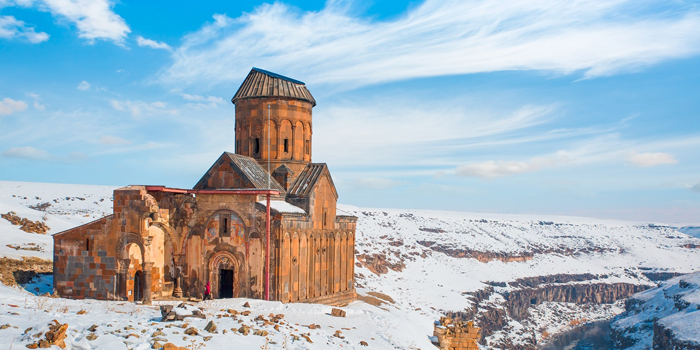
284 138 289 153
220 216 229 237
322 210 327 229
254 138 260 154
305 140 310 155
85 238 90 251
236 140 240 153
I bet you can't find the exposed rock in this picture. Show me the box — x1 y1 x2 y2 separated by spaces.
184 327 198 336
243 302 251 307
88 325 98 332
360 340 369 346
334 330 344 339
1 212 50 234
253 329 268 336
204 321 217 333
152 341 163 349
44 321 68 349
238 325 250 335
202 336 212 341
86 333 97 341
301 334 313 343
331 308 346 317
356 253 404 275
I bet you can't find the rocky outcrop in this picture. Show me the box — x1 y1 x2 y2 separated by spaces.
1 211 49 234
416 241 619 263
356 253 405 275
445 275 651 349
653 321 700 350
504 283 648 320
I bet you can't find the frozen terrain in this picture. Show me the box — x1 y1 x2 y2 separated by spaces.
0 180 699 349
612 272 700 349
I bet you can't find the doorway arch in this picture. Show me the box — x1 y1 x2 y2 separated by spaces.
134 270 143 301
208 251 239 299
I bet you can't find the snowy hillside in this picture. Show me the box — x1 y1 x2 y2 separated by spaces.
1 180 700 349
612 272 700 349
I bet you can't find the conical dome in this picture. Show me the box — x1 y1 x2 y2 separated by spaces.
231 68 316 106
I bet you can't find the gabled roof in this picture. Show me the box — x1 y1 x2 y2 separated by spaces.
193 152 285 191
287 163 338 199
231 68 316 106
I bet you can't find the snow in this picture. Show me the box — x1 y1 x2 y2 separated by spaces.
1 181 700 348
256 200 307 214
612 272 700 347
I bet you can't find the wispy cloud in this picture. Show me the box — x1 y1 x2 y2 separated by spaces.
456 151 571 178
1 145 87 162
3 0 129 44
39 0 129 44
0 15 49 43
109 99 178 118
626 151 678 167
313 100 554 167
160 0 700 88
180 93 225 109
98 135 131 146
136 35 171 50
77 80 91 91
1 146 50 160
0 97 28 115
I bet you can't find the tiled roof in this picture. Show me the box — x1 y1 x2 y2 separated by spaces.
231 68 316 106
193 152 284 191
287 163 337 199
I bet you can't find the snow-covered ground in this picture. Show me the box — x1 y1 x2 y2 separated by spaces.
1 180 699 349
612 272 700 349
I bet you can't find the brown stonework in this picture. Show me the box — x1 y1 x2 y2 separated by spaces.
53 68 357 306
433 317 481 350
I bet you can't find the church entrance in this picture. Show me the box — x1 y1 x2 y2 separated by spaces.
219 269 234 298
209 251 238 299
134 270 143 302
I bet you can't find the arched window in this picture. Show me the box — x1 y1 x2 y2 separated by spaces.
254 138 260 154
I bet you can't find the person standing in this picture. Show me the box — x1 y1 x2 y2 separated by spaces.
204 281 212 300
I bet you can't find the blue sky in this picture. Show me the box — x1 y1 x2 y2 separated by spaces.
1 0 699 223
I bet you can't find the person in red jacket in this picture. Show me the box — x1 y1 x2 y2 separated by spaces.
204 281 212 300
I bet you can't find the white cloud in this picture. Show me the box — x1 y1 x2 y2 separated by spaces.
32 101 45 111
98 135 131 145
3 0 129 44
0 15 49 43
161 0 700 87
40 0 130 44
0 97 28 115
626 151 678 167
180 93 225 108
313 100 554 167
455 151 571 178
2 146 50 160
136 35 171 50
76 80 90 90
109 99 178 118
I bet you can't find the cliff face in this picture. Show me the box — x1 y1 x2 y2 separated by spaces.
445 274 649 349
504 283 648 321
612 272 700 349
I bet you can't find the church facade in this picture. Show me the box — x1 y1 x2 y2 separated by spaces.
52 68 357 306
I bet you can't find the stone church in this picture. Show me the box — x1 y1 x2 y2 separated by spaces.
53 68 357 306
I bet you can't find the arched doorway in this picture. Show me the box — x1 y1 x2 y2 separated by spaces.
209 251 238 299
134 270 143 301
